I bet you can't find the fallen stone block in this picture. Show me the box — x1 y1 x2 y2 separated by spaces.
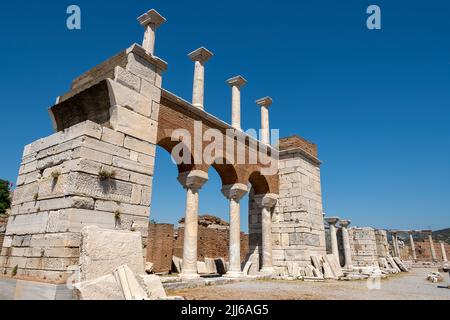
197 261 208 274
205 258 217 274
214 258 227 275
138 274 167 300
243 261 252 276
172 256 182 273
79 226 145 281
113 265 148 300
145 262 154 274
74 274 125 300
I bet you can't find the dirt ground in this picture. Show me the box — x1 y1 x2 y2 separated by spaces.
169 268 450 300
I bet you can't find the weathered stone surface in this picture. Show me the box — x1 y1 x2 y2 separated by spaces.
75 273 125 300
107 79 152 117
101 127 125 146
113 265 148 300
205 258 218 274
197 261 208 274
138 274 167 300
79 226 145 281
109 106 158 143
124 136 155 156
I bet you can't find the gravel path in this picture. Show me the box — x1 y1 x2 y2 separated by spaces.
169 268 450 300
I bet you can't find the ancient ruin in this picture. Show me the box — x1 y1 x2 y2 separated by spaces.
0 8 448 300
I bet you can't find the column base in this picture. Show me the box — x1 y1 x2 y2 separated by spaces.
179 273 201 280
224 271 244 279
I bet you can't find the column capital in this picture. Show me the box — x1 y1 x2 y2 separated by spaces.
177 170 208 191
188 47 214 63
256 96 273 108
339 220 351 228
254 193 279 209
325 217 340 226
227 75 247 88
138 9 166 28
221 184 248 201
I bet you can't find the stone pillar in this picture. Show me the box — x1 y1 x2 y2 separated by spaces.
256 97 273 145
325 217 340 259
221 184 248 278
255 194 279 274
177 171 208 279
428 232 437 262
339 220 353 270
188 47 213 110
440 241 448 263
391 231 400 258
227 76 247 130
138 9 166 55
409 232 417 261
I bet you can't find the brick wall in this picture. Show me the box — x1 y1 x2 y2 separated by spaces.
399 239 450 261
173 226 249 262
146 223 174 273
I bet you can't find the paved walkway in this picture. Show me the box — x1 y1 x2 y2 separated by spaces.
169 268 450 300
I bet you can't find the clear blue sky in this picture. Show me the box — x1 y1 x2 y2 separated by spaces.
0 1 449 232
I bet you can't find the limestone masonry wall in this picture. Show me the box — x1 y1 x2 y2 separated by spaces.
0 44 164 284
347 227 379 267
271 136 326 272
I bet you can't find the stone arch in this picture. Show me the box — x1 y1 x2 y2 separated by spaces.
156 136 194 174
247 171 271 195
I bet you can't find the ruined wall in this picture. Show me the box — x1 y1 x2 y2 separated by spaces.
173 226 249 262
348 227 379 267
146 223 174 273
408 239 449 261
272 136 326 271
375 229 389 258
0 44 164 284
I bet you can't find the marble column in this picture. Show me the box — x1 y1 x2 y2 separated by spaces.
256 97 273 145
440 241 448 263
177 170 208 279
227 76 247 130
255 194 279 274
137 9 166 55
409 231 417 261
339 220 353 270
325 217 340 259
428 232 437 262
391 231 400 258
221 184 248 278
188 47 213 110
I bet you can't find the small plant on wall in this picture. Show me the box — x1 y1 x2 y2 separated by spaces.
98 169 116 181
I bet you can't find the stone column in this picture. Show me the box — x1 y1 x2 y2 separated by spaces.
137 9 166 55
339 220 353 270
440 241 448 263
222 184 248 278
325 217 340 259
188 47 213 110
256 97 273 145
255 194 279 274
177 171 208 279
409 231 417 261
428 232 437 262
391 231 400 258
227 76 247 130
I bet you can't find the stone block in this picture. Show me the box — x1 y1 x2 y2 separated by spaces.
75 273 125 300
109 106 158 143
138 274 167 300
79 226 145 281
107 79 152 117
114 66 141 92
197 261 208 274
172 256 182 273
112 156 154 176
6 212 49 236
124 136 155 156
126 53 157 83
101 127 125 146
72 147 112 165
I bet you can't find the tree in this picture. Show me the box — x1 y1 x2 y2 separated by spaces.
0 179 11 215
